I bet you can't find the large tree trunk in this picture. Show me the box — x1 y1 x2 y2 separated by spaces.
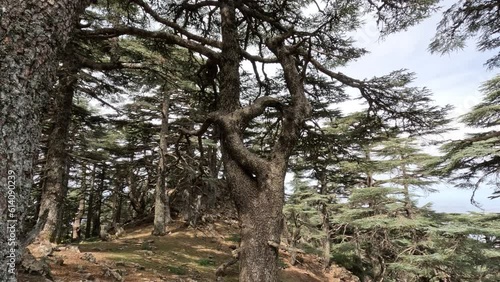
212 2 311 281
0 1 90 280
152 89 171 236
231 164 287 281
216 2 308 280
37 56 78 242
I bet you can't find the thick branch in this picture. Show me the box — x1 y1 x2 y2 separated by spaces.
267 40 312 159
234 96 283 124
310 58 364 88
78 26 220 60
76 54 145 71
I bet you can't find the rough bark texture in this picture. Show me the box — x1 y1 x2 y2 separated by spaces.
37 57 78 242
0 1 89 280
217 2 311 281
152 90 172 236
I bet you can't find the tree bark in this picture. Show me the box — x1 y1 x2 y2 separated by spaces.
54 161 71 243
72 163 87 241
216 2 311 281
91 165 105 237
111 170 124 231
401 160 414 219
85 164 97 239
152 89 171 236
36 56 78 243
0 1 90 280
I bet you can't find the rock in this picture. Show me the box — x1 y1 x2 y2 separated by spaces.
67 245 81 253
53 255 64 266
77 265 85 273
37 242 54 257
103 267 124 281
83 273 95 281
129 262 145 270
20 251 52 281
133 250 154 256
140 241 152 250
80 253 97 264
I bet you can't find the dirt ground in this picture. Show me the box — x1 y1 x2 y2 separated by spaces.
21 221 358 282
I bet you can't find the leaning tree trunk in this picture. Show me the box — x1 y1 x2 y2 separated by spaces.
152 89 171 236
37 56 78 243
213 2 311 281
0 1 90 280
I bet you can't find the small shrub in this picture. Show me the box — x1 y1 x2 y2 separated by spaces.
226 233 241 243
197 258 217 266
278 257 289 269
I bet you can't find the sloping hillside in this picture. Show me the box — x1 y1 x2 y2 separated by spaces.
23 220 358 282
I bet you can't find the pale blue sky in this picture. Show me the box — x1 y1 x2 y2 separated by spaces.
337 0 499 213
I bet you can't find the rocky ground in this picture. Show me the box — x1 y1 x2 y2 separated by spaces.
20 220 358 282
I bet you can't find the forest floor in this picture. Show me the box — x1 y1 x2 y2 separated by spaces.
22 220 358 282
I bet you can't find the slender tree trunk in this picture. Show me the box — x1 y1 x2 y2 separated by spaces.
0 1 90 280
85 164 97 239
91 166 105 237
54 161 71 243
319 173 331 269
152 89 171 236
37 57 78 242
72 163 87 241
321 205 331 269
111 172 123 231
401 161 413 219
34 147 49 224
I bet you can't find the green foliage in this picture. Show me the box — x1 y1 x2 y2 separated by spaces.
226 234 241 243
197 258 216 267
432 75 500 201
167 265 188 275
278 257 289 269
430 0 500 69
